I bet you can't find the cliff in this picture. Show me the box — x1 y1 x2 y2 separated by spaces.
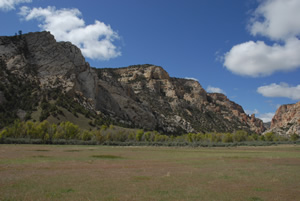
94 65 265 133
0 31 265 134
267 101 300 136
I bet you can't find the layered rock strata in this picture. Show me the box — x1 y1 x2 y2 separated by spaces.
0 31 265 134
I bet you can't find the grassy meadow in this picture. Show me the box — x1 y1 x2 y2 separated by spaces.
0 144 300 201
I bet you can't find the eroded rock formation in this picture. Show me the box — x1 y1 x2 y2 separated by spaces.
0 31 265 134
266 102 300 136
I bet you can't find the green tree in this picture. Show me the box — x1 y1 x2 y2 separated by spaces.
264 132 275 141
101 125 108 131
195 133 204 142
154 133 161 142
259 135 265 141
62 121 80 139
233 130 248 142
81 130 92 141
25 121 38 138
290 133 299 141
252 133 259 141
48 124 57 140
128 132 135 141
215 133 223 142
144 131 152 142
7 120 26 138
187 133 193 143
94 130 104 143
222 133 233 143
0 129 6 139
205 133 213 142
36 121 50 140
136 130 144 142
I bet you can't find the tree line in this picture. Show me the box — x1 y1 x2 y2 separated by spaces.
0 120 299 146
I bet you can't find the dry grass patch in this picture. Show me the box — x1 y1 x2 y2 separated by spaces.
0 145 300 201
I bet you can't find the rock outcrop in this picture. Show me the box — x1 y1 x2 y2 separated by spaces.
266 102 300 136
0 31 265 134
94 65 265 133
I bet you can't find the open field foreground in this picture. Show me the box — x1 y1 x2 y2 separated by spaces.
1 145 300 201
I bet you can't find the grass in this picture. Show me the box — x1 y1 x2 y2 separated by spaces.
0 144 300 201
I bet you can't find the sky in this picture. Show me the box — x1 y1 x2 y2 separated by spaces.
1 0 300 122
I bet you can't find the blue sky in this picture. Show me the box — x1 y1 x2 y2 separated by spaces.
1 0 300 122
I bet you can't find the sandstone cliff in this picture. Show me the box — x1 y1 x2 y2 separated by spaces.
94 65 265 133
266 101 300 136
0 31 265 134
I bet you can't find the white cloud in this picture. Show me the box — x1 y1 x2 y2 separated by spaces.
19 6 121 60
223 38 300 77
245 109 259 115
0 0 31 11
250 0 300 40
245 109 274 122
185 77 198 81
257 82 300 100
258 112 274 123
206 85 225 94
223 0 300 77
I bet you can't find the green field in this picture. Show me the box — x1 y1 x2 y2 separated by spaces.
1 145 300 201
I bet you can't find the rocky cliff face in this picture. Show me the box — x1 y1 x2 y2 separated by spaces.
0 31 97 108
267 102 300 136
0 31 265 134
94 65 265 133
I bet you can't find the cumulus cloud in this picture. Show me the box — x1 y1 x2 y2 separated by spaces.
223 0 300 77
257 82 300 100
19 6 121 60
258 112 274 123
206 85 226 94
0 0 31 11
224 38 300 77
250 0 300 40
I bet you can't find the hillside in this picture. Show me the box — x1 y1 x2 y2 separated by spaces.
0 31 265 134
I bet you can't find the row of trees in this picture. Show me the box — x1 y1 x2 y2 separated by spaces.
1 120 299 145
